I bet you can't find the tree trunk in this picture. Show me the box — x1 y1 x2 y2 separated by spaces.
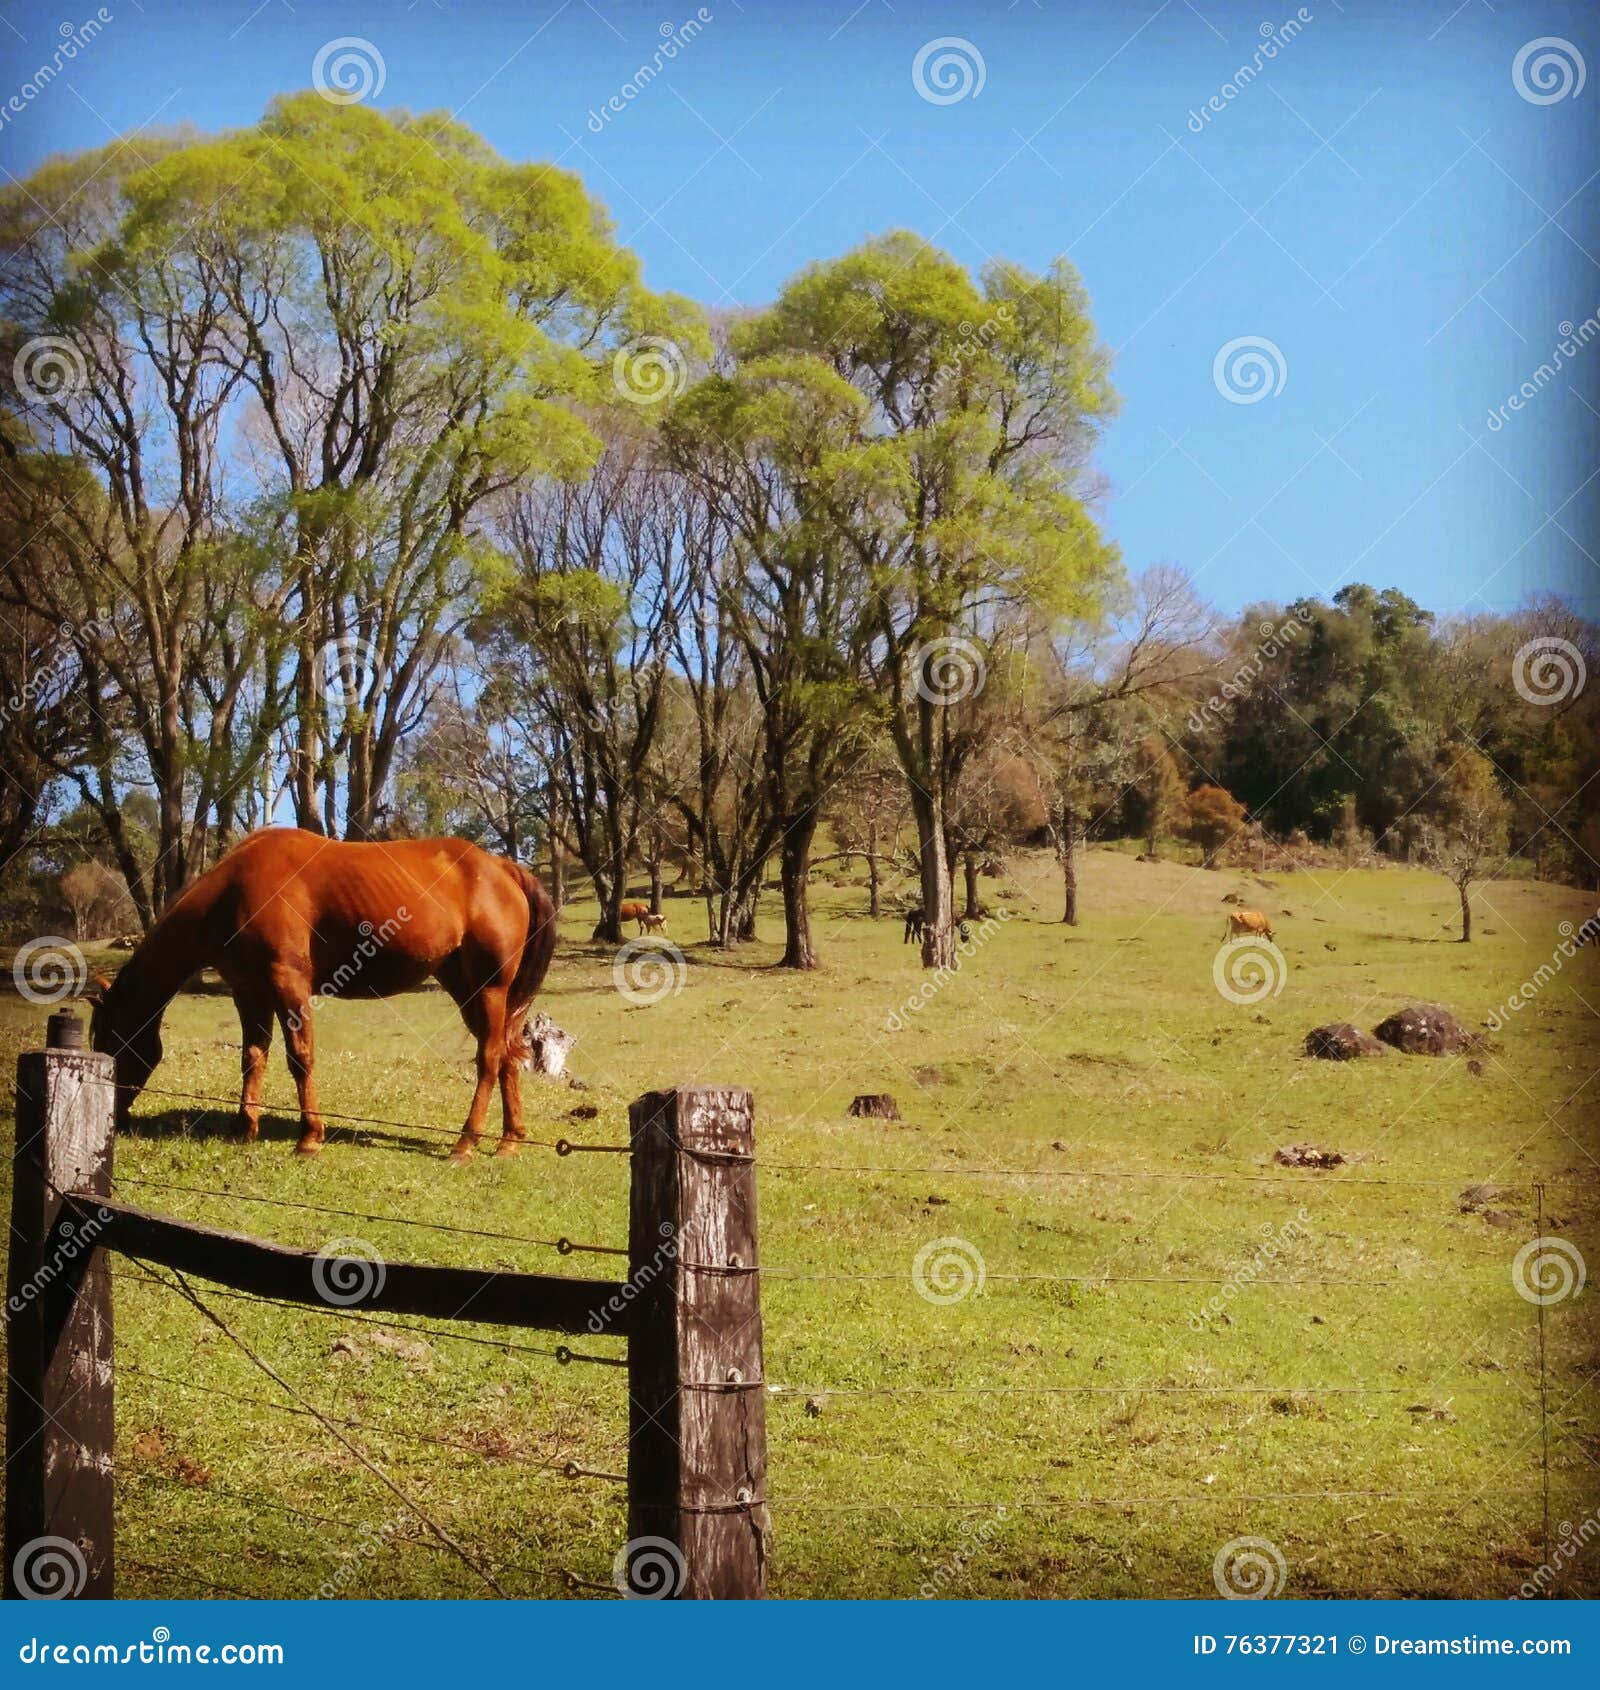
550 832 567 911
867 820 881 919
963 849 981 921
911 790 955 970
648 855 663 915
1459 879 1472 942
778 815 819 969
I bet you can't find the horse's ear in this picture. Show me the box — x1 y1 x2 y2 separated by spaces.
83 973 112 1007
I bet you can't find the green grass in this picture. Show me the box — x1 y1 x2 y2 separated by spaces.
2 848 1596 1599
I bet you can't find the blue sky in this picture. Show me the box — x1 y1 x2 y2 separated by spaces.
1 0 1595 616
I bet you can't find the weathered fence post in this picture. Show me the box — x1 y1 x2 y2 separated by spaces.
4 1010 116 1599
626 1087 768 1599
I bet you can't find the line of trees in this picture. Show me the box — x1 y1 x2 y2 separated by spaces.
3 99 1595 965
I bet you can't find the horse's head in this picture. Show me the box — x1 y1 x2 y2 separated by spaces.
86 972 162 1126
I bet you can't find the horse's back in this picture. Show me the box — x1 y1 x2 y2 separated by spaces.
210 830 529 977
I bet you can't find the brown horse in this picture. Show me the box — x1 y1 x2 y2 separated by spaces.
87 829 557 1161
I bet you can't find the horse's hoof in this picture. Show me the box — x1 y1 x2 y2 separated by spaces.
294 1139 323 1158
493 1140 522 1161
447 1142 476 1164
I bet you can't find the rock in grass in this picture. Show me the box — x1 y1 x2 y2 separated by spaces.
1458 1182 1499 1212
1304 1022 1385 1060
849 1093 900 1119
1373 1003 1479 1056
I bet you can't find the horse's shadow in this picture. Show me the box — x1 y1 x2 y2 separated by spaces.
121 1107 456 1162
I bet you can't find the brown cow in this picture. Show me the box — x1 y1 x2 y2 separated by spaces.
1222 909 1275 943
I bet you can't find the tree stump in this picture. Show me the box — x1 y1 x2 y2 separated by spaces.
849 1094 900 1120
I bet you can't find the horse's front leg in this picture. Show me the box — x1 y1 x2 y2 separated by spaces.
274 988 327 1157
234 991 274 1143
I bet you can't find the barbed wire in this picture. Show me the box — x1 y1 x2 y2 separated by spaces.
766 1380 1534 1398
760 1268 1503 1286
115 1261 623 1368
112 1172 627 1257
137 1084 559 1149
121 1470 577 1588
756 1156 1596 1189
768 1483 1570 1512
120 1359 623 1471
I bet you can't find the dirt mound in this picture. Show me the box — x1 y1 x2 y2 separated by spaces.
1372 1003 1479 1056
1274 1143 1346 1169
1304 1022 1385 1061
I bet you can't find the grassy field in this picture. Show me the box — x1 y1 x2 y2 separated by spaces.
2 846 1597 1600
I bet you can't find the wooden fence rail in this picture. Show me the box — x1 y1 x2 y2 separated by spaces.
3 1014 768 1600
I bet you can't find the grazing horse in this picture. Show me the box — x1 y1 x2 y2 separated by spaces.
1222 909 1275 943
87 829 557 1161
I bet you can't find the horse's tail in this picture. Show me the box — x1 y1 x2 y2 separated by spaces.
505 859 558 1059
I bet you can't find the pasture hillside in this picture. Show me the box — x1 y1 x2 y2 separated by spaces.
1 847 1596 1598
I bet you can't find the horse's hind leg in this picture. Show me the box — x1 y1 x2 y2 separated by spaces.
273 988 327 1156
448 987 508 1163
495 1015 530 1160
234 989 274 1143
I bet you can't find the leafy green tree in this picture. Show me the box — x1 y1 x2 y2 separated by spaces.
724 233 1120 966
1420 745 1511 941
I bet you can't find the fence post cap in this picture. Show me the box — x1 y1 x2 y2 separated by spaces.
46 1009 86 1050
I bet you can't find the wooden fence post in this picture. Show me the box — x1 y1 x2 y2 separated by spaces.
4 1010 116 1600
626 1087 768 1599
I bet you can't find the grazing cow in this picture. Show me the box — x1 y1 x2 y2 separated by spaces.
1222 909 1276 943
903 906 924 945
618 900 650 924
637 910 668 936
